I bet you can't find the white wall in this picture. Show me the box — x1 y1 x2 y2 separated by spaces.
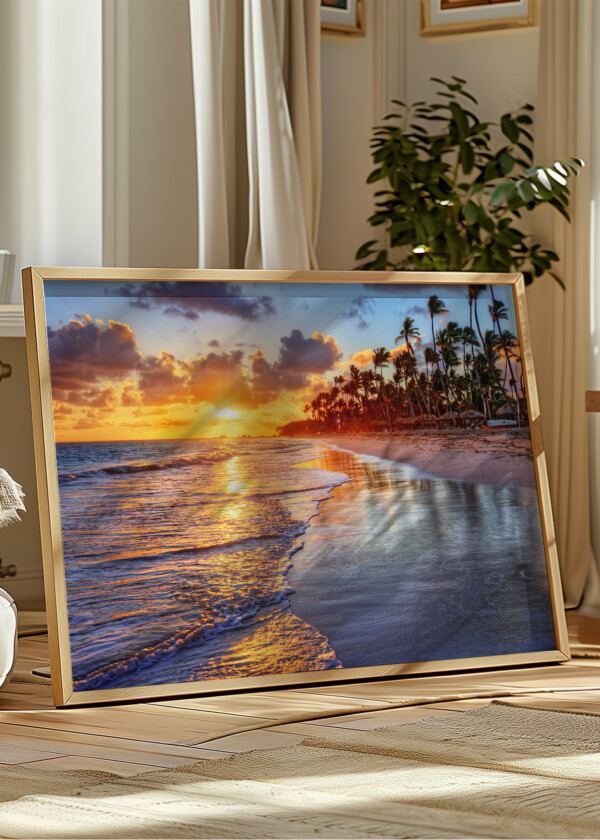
0 0 102 303
317 4 377 270
404 0 539 118
317 0 540 271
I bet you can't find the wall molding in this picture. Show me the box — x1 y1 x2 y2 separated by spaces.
103 0 130 267
0 306 25 337
373 0 406 125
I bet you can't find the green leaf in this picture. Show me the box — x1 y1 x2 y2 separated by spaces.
516 142 534 162
355 240 377 260
450 102 469 138
478 209 495 234
499 151 516 174
462 201 479 225
366 168 384 184
516 179 536 202
490 182 517 206
501 115 519 143
460 142 475 174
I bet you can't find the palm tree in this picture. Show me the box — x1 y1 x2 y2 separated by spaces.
437 323 462 410
467 286 489 418
428 295 453 419
360 369 377 422
489 300 521 425
470 285 503 392
372 347 392 425
396 317 426 410
501 328 524 422
395 316 420 355
372 347 391 376
461 327 479 408
483 330 503 402
424 346 440 414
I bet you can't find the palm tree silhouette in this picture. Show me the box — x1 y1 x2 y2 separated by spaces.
427 295 453 419
372 347 392 425
489 299 521 425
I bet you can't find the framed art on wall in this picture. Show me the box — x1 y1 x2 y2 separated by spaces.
23 267 568 707
321 0 364 36
420 0 539 38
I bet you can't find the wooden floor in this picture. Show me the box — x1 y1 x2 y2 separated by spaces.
2 612 600 778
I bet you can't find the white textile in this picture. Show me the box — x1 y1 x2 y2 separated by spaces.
0 469 26 529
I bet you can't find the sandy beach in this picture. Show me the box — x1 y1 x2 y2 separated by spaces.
318 429 536 489
288 439 554 666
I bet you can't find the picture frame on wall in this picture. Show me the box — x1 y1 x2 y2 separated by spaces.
321 0 365 37
23 266 568 707
420 0 539 38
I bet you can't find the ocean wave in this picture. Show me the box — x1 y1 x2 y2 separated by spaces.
58 451 232 484
72 587 297 690
79 530 308 568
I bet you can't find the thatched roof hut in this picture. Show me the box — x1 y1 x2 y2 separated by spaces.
414 414 438 427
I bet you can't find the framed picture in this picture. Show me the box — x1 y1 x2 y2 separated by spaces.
0 305 45 610
321 0 364 36
420 0 539 38
23 267 568 707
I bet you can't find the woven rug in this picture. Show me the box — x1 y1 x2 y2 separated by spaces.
1 702 600 839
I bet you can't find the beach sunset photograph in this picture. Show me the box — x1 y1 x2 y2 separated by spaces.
43 278 557 693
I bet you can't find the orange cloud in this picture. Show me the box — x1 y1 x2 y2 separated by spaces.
347 348 373 369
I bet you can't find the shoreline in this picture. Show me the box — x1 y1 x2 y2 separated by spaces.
287 440 553 666
314 430 535 488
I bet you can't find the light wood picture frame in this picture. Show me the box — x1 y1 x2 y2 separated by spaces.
420 0 539 38
321 0 365 37
23 267 568 707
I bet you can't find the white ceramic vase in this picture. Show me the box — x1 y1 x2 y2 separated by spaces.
0 588 17 688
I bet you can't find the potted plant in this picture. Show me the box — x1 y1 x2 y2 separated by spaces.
356 77 583 286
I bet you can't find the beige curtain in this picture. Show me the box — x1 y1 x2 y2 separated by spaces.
527 0 594 607
188 0 321 270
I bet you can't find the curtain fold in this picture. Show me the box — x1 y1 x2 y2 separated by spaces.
189 0 321 270
527 0 595 607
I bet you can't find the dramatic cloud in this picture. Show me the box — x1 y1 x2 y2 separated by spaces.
343 297 374 330
248 331 342 402
249 350 305 403
47 316 140 392
347 348 374 370
184 350 254 409
207 339 220 348
277 330 342 374
407 304 429 318
136 351 189 406
121 380 142 407
52 403 73 416
135 348 255 409
48 318 344 435
112 281 276 322
347 342 420 372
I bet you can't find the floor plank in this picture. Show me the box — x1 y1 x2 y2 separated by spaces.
3 620 600 781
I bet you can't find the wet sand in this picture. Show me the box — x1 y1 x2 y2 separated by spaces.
319 430 536 488
288 444 555 667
